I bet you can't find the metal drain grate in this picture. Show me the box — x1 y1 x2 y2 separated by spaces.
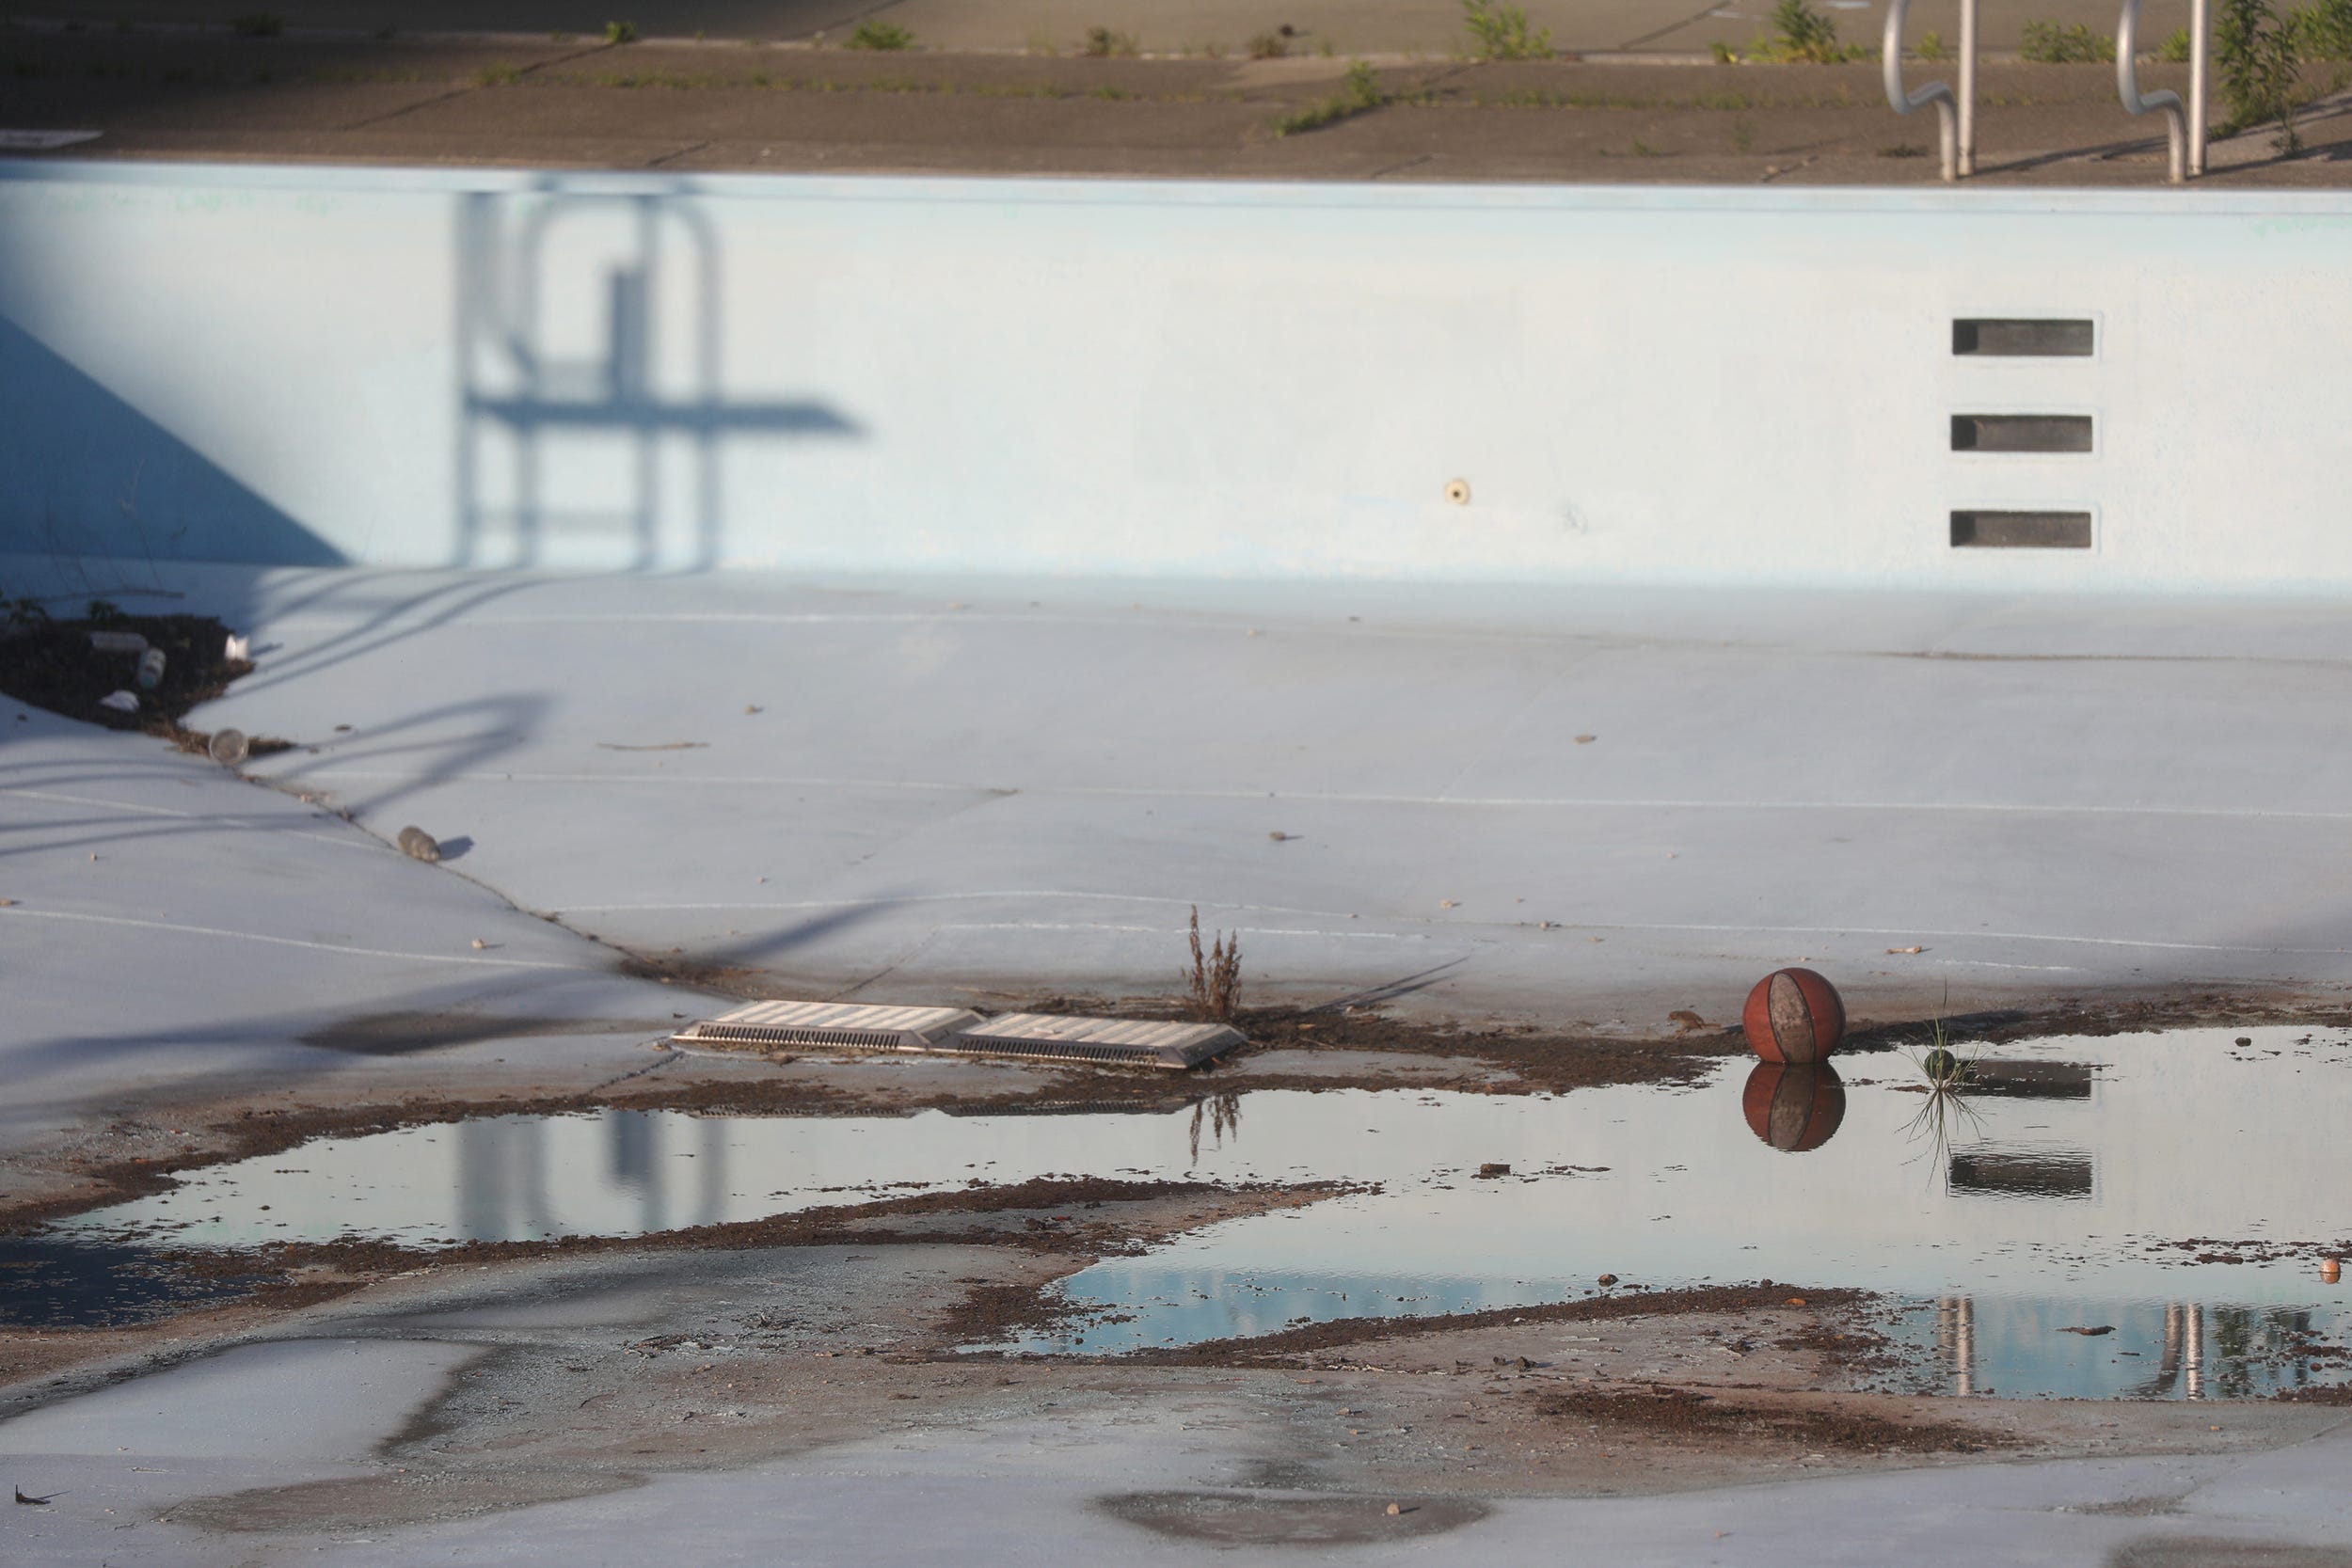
942 1014 1245 1070
671 1001 981 1053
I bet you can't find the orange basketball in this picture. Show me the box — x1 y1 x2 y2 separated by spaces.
1741 1061 1848 1152
1742 967 1845 1062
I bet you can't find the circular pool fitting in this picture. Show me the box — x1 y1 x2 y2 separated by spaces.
1443 478 1470 506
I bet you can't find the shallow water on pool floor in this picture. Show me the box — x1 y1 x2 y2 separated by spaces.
35 1025 2352 1396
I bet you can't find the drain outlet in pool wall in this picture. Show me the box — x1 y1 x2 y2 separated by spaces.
1951 319 2095 356
1950 511 2094 549
1950 414 2095 453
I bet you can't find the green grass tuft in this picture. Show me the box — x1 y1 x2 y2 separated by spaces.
847 19 914 50
1462 0 1551 58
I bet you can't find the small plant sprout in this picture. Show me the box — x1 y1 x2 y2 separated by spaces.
1082 24 1140 56
1271 59 1387 135
1761 0 1869 60
2297 0 2352 60
1462 0 1553 58
1184 906 1243 1024
1917 27 1947 57
603 19 638 44
2019 18 2117 60
2218 0 2309 149
2158 24 2195 60
1249 29 1288 57
848 19 914 49
1903 991 1987 1185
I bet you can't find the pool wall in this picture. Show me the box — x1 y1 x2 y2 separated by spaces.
4 160 2348 590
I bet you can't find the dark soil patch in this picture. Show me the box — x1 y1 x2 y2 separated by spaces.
1232 1004 1741 1094
2272 1384 2352 1404
1121 1284 1873 1366
173 1470 642 1535
936 1280 1102 1345
1098 1490 1489 1545
0 611 284 752
1774 1317 1910 1377
1522 1384 2010 1454
1838 995 2352 1056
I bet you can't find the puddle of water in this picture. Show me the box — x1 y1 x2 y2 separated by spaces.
33 1026 2352 1398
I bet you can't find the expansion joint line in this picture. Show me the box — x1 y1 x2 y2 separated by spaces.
337 40 626 133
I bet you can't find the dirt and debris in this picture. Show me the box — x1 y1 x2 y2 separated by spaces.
1125 1286 1873 1366
1521 1384 2010 1454
0 610 286 755
1098 1489 1490 1544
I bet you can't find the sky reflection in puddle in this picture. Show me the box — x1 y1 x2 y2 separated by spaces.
47 1025 2352 1397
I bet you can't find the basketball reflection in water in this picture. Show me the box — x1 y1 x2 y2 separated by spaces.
1741 1061 1848 1152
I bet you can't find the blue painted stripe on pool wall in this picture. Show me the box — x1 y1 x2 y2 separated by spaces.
4 159 2349 590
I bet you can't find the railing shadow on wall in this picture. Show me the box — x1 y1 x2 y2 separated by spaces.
452 184 861 573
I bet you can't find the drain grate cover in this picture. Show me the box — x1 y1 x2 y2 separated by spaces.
944 1014 1244 1070
672 1001 981 1053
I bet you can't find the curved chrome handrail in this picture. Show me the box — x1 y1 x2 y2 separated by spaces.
1883 0 1963 181
2118 0 2195 182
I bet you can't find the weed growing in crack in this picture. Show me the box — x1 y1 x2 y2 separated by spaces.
848 20 914 50
2296 0 2352 57
1462 0 1552 59
2019 19 2116 61
1271 59 1386 135
2219 0 2310 148
1184 907 1243 1024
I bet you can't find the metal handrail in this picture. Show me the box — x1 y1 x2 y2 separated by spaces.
2118 0 2207 181
1883 0 1978 180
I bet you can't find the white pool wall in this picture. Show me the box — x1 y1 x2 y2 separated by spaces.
3 160 2348 591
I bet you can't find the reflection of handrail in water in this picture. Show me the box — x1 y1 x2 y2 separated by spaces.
1936 1295 1976 1394
2131 1303 2208 1399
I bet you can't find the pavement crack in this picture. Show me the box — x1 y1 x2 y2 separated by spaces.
336 41 618 133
